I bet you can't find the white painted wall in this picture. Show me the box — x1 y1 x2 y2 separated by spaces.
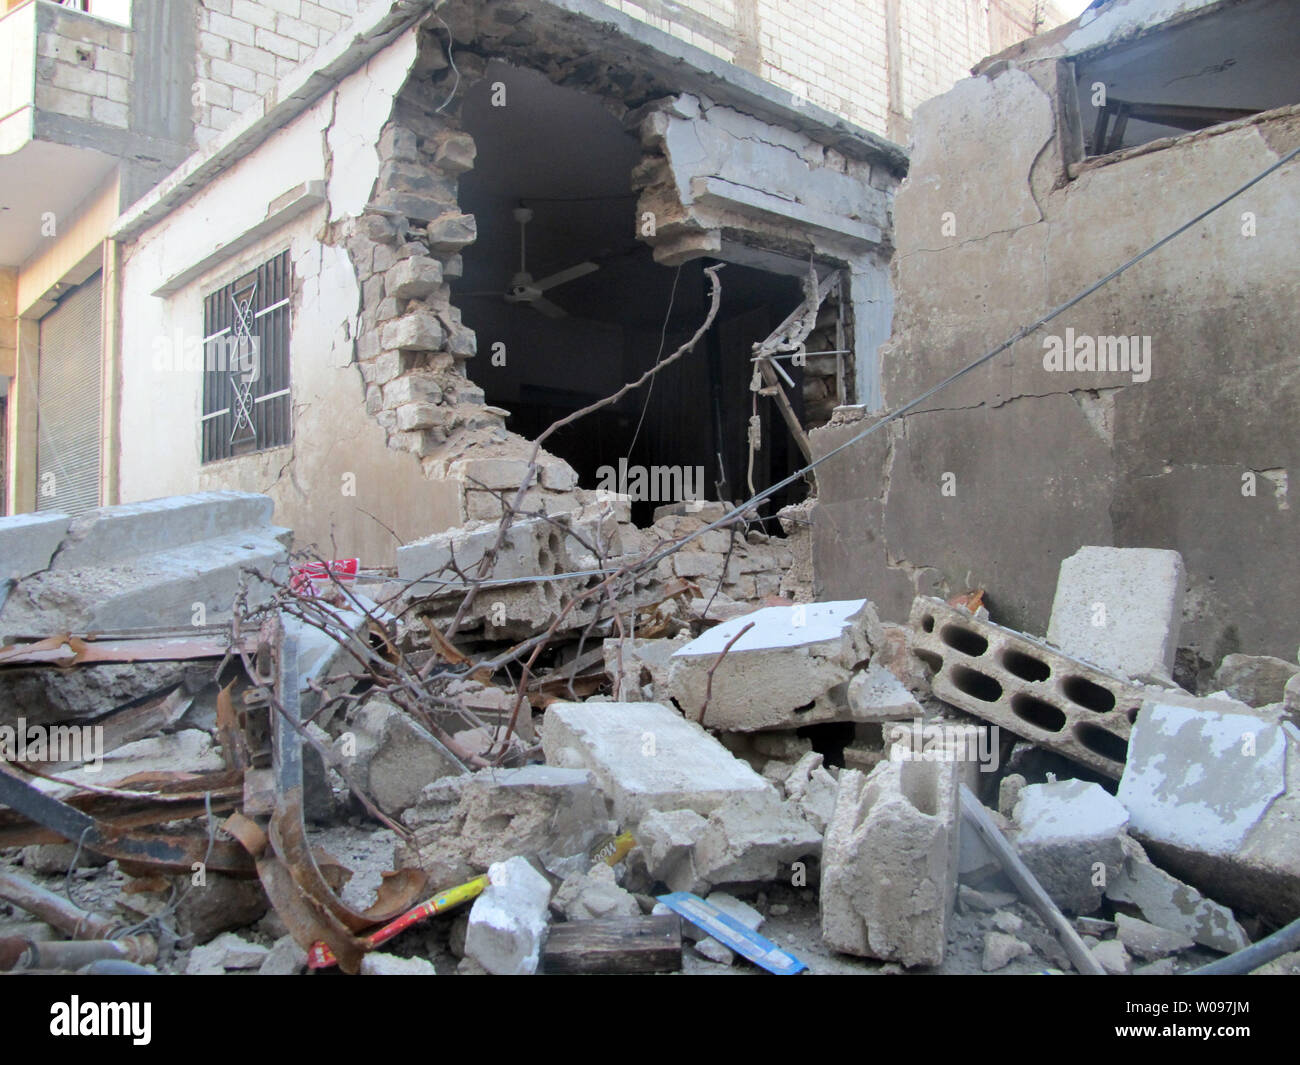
117 28 459 563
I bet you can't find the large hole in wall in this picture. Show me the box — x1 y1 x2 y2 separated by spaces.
1075 0 1300 157
453 62 814 526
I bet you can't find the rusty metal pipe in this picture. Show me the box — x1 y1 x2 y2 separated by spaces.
0 935 156 972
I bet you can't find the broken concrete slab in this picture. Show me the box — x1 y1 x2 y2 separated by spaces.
0 661 191 727
259 935 309 975
1213 653 1300 708
401 764 613 886
909 595 1143 778
1114 912 1194 961
693 935 735 965
692 790 823 889
603 635 691 702
982 930 1032 971
185 932 269 974
635 788 821 895
1011 779 1129 915
0 492 290 634
1117 699 1300 925
541 701 770 825
637 807 709 893
342 696 460 817
820 758 960 967
464 856 552 976
361 952 438 975
1091 937 1132 975
552 863 640 922
1106 834 1249 954
57 492 276 570
783 751 839 833
668 599 883 732
0 512 70 581
687 891 764 965
847 663 924 720
45 729 224 792
1046 546 1185 683
443 677 535 742
396 515 570 585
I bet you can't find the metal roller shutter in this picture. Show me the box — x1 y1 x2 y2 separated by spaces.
36 272 102 515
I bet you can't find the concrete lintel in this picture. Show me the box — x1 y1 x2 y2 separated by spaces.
692 176 884 247
715 240 819 278
151 180 327 297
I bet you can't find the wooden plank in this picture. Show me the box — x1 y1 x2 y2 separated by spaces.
758 356 814 463
959 785 1106 976
541 914 683 975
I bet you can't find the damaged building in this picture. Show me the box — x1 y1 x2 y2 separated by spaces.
1 0 1298 986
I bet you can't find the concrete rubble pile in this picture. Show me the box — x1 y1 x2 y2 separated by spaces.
1 493 1296 976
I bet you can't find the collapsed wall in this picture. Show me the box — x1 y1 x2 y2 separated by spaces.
324 8 901 597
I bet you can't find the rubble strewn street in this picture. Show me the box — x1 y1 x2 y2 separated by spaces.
2 492 1296 979
1 0 1298 1022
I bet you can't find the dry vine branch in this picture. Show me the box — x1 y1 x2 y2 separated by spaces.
445 264 726 639
698 621 754 728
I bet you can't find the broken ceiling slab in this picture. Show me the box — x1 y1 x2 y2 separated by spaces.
0 512 71 583
847 662 924 720
541 701 771 826
1117 699 1300 926
1011 779 1128 915
1105 834 1249 954
667 599 882 732
0 492 290 635
1046 546 1185 683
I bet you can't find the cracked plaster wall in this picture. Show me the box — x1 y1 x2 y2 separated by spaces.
812 52 1300 664
118 27 461 565
117 0 910 570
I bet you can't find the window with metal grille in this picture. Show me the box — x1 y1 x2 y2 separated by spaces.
201 251 292 463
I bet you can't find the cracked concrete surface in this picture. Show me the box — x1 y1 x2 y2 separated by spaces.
811 53 1300 661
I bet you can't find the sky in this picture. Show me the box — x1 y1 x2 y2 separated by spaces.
1057 0 1095 17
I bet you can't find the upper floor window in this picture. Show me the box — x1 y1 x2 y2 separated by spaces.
1074 0 1300 159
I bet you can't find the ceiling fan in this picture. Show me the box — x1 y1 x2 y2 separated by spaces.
462 206 600 319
